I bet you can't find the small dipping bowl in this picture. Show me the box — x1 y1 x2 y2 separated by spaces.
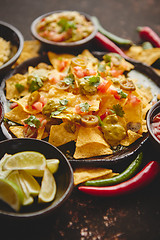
0 138 74 220
147 101 160 151
31 10 98 53
0 21 24 77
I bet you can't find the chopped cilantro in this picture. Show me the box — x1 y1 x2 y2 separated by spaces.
24 115 41 128
79 102 91 113
117 88 128 99
59 98 68 106
62 74 75 87
112 104 125 117
98 63 106 72
58 18 76 32
84 75 100 87
15 83 25 93
28 76 43 92
50 106 66 117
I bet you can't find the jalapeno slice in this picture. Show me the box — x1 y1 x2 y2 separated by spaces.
127 122 141 132
54 81 70 90
120 78 136 91
28 91 40 106
81 115 98 127
71 57 86 68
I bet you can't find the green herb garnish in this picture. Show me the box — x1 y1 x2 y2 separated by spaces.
112 104 125 117
50 106 66 117
84 76 100 87
24 115 41 128
117 89 128 99
59 98 68 106
15 83 25 93
79 102 91 113
28 76 43 92
58 18 76 32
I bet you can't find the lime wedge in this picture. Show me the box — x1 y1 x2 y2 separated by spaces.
0 154 12 179
38 167 57 203
0 178 24 212
19 170 40 196
26 159 59 177
3 151 46 171
46 159 59 174
7 171 33 206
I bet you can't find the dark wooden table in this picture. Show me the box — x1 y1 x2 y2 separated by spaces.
0 0 160 239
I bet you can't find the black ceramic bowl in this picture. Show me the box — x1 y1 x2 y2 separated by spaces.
31 10 97 52
0 138 74 219
147 101 160 151
0 99 4 125
0 21 24 77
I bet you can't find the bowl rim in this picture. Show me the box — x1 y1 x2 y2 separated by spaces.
0 100 4 125
31 10 98 47
0 138 74 219
0 20 24 71
146 101 160 144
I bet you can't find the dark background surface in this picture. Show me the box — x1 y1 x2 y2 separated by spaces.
0 0 160 239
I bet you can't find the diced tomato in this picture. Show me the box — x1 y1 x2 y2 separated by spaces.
153 113 160 123
48 74 58 84
110 69 123 77
32 102 43 111
97 80 112 94
100 109 112 120
10 102 18 109
127 93 141 106
75 104 88 115
73 66 85 78
25 105 29 109
108 87 121 100
58 60 68 72
39 95 47 106
84 68 96 76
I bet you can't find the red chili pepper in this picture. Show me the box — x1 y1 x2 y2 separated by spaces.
137 26 160 48
95 32 129 59
78 161 160 197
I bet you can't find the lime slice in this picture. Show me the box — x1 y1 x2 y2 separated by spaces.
19 170 40 196
0 154 12 179
26 159 59 177
38 167 57 203
0 178 24 212
46 159 59 174
7 171 33 206
3 151 46 171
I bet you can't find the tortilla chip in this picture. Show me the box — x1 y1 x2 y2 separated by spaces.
12 94 41 115
14 40 41 66
49 122 78 147
48 51 75 71
73 167 113 185
125 46 160 66
4 106 29 124
9 126 45 139
74 142 112 159
123 98 142 126
74 126 112 159
6 74 28 100
120 130 142 146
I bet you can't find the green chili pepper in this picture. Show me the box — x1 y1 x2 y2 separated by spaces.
92 16 133 47
84 152 143 186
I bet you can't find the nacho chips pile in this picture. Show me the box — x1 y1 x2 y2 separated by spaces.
4 50 154 159
125 45 160 75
